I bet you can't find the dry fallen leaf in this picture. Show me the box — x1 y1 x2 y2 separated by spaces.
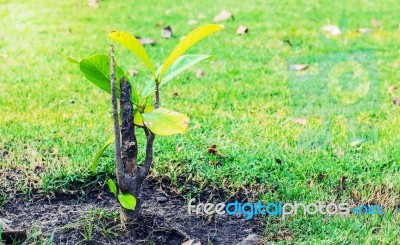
154 22 164 28
371 18 381 28
283 39 292 46
176 144 183 152
393 97 400 105
162 26 173 39
135 36 156 46
182 240 201 245
196 69 204 78
351 189 358 200
288 64 309 71
236 25 248 35
88 0 99 8
173 92 179 97
322 25 341 36
188 19 198 25
357 28 372 34
181 240 193 245
213 10 233 22
388 86 397 93
339 176 348 190
293 118 307 125
129 69 139 76
309 179 314 188
208 160 220 165
207 145 226 157
318 174 328 180
350 139 363 148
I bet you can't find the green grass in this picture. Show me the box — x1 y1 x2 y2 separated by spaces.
0 0 399 243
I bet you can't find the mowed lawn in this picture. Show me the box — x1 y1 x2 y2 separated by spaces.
1 0 399 243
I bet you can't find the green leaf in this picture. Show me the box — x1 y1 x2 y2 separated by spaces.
67 56 79 64
91 135 115 173
107 179 117 197
142 108 189 136
108 31 155 75
142 54 214 98
118 193 137 210
158 24 223 81
79 54 139 105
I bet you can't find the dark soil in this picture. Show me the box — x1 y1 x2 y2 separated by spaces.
0 178 264 244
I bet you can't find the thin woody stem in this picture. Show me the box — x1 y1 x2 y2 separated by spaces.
110 45 123 178
154 81 160 109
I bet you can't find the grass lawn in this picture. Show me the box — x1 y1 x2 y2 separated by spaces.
1 0 399 243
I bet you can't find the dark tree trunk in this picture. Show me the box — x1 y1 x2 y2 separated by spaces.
110 45 156 223
118 78 141 221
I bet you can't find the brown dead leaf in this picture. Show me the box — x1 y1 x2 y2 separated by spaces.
293 118 307 125
188 20 198 26
213 10 234 22
182 240 201 245
176 144 183 152
393 97 400 105
318 173 328 180
207 145 226 157
236 25 248 35
339 176 348 190
196 69 204 78
322 25 341 36
208 160 220 165
388 86 397 93
162 26 173 39
155 22 164 28
208 145 217 154
129 69 139 76
197 13 206 19
135 36 156 46
173 92 179 97
309 179 314 188
288 64 309 71
283 39 292 46
350 139 362 147
357 28 372 34
88 0 99 8
351 189 358 200
371 18 381 28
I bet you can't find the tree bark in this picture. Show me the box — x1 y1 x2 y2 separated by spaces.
110 46 158 223
118 77 142 221
120 78 138 174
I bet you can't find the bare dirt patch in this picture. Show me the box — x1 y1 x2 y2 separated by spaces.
1 178 264 244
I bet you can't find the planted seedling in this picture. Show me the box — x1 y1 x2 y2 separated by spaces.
68 24 223 221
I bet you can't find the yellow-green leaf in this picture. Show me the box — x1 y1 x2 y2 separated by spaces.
142 54 214 98
108 31 155 75
107 179 117 197
79 54 140 106
134 110 143 126
158 24 223 81
118 193 137 210
67 56 79 64
142 108 189 136
91 135 114 173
